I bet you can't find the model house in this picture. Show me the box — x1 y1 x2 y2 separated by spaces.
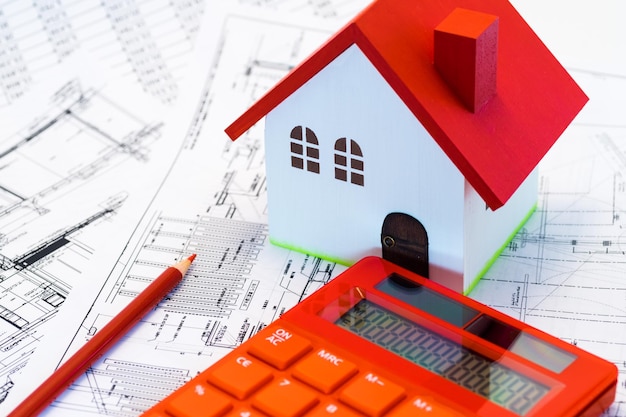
226 0 587 293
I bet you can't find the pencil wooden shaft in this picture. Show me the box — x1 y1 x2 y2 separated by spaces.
8 255 195 417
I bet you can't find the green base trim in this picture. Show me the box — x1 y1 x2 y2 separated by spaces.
463 202 538 296
269 238 355 267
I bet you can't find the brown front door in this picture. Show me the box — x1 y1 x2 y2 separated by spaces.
381 212 429 278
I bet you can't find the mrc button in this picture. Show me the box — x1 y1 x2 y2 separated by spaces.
247 325 312 370
292 348 358 394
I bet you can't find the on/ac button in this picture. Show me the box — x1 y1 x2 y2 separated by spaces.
247 326 312 370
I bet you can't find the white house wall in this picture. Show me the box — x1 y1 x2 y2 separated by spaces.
264 44 467 285
463 169 538 292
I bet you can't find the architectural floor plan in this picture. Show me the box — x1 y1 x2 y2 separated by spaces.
0 76 186 408
0 1 624 416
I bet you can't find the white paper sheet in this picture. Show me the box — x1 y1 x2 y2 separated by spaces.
3 1 625 416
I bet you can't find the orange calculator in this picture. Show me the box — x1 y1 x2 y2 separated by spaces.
142 256 617 417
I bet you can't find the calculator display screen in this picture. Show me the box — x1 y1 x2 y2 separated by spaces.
335 299 549 416
376 274 576 373
375 273 479 327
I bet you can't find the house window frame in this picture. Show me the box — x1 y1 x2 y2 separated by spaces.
334 138 364 186
290 126 320 174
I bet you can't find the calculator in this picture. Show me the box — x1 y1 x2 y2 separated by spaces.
141 256 617 417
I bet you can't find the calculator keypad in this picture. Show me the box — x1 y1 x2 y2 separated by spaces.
143 324 461 417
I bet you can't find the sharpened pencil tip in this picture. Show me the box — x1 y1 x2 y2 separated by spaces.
188 253 197 263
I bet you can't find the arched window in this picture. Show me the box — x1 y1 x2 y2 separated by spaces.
290 126 320 174
334 138 364 186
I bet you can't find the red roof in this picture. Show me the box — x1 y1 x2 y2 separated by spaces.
225 0 587 210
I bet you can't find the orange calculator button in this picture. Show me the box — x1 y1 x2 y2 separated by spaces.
252 377 319 417
308 402 363 417
208 354 273 399
387 396 459 416
165 381 232 417
227 408 266 417
339 373 405 417
292 348 358 393
247 327 312 370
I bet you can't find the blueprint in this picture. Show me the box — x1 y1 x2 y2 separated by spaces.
2 0 625 416
0 0 211 410
0 0 204 107
0 2 361 415
0 72 195 409
238 0 367 18
4 7 354 416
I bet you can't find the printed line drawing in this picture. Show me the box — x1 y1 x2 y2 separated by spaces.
0 78 168 405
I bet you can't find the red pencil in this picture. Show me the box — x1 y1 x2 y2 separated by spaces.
8 254 197 417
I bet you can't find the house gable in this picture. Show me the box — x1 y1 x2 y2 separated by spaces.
263 44 466 275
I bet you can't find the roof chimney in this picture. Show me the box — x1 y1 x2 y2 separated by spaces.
434 8 499 112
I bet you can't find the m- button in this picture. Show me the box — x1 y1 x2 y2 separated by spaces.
340 373 405 416
247 326 312 370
